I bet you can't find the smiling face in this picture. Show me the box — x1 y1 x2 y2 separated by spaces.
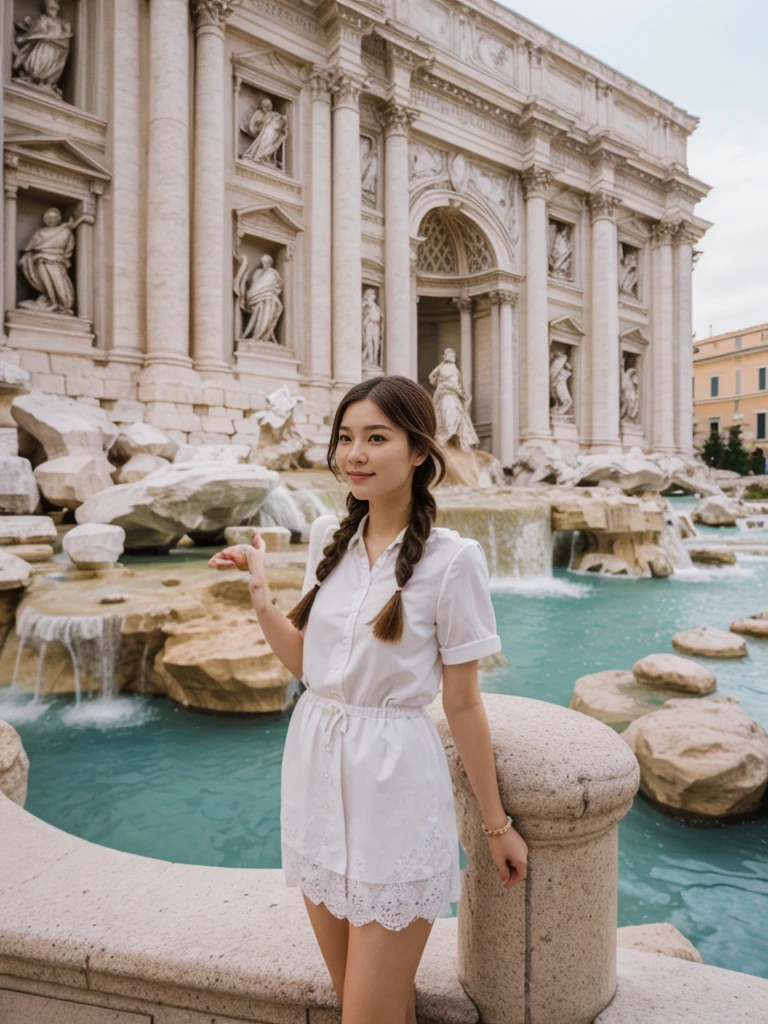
334 397 426 502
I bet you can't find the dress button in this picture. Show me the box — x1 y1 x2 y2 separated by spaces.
322 837 328 843
323 772 329 779
324 804 330 810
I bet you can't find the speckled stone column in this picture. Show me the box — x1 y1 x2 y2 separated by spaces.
650 220 678 453
490 290 518 467
588 191 622 453
382 101 416 377
429 693 639 1024
521 169 553 443
675 228 696 455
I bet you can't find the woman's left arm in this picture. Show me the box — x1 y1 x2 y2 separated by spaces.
442 661 528 889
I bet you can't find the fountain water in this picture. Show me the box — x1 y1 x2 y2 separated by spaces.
251 484 335 540
11 606 123 703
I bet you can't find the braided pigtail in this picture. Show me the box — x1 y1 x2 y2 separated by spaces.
286 496 367 631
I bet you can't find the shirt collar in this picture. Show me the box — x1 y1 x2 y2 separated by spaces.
347 512 408 553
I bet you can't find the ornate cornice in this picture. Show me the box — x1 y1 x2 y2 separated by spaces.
190 0 241 27
378 100 418 137
489 289 518 307
588 190 621 222
521 167 553 201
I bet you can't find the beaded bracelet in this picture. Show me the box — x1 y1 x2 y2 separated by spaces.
481 814 513 836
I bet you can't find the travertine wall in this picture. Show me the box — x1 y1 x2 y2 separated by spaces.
1 0 711 461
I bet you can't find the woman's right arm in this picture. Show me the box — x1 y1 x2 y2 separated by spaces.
208 536 304 680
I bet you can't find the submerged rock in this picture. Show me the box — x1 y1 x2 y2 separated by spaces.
75 461 279 550
632 654 716 694
686 546 737 566
622 696 768 818
569 670 697 733
691 495 742 527
616 923 703 963
730 616 768 638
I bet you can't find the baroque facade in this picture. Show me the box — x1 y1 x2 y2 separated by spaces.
1 0 711 462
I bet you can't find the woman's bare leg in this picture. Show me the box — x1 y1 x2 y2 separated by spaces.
302 895 350 1007
342 916 433 1024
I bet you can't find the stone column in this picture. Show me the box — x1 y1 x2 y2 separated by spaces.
675 228 695 455
382 102 416 377
588 191 622 452
649 220 678 452
145 0 192 368
429 693 639 1024
108 0 143 363
490 290 518 466
190 0 238 373
3 167 18 317
521 169 552 443
453 297 474 398
307 68 333 390
75 196 96 322
330 71 364 391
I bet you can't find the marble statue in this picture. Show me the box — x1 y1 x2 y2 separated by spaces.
548 221 574 281
620 362 640 422
242 98 287 166
233 253 283 343
361 288 383 366
360 137 378 205
12 0 72 96
18 207 93 316
428 348 479 450
253 384 304 438
619 244 639 298
550 349 573 416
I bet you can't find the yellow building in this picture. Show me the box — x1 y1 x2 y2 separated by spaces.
693 322 768 452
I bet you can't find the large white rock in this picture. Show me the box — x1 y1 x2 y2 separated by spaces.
0 720 29 806
0 548 32 591
11 392 118 459
569 669 697 733
0 456 39 514
34 454 115 510
0 514 57 546
0 359 30 429
75 461 279 550
173 443 250 465
632 653 717 694
111 421 178 462
622 696 768 817
691 495 742 527
63 523 125 569
117 453 169 484
616 923 703 963
672 626 747 659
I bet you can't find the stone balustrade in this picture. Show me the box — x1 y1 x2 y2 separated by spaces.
1 697 766 1023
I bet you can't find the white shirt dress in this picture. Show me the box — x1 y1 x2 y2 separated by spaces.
280 511 502 931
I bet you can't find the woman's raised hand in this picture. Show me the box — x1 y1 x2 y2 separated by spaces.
208 534 269 609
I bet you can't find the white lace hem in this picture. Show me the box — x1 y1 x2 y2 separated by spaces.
283 845 461 931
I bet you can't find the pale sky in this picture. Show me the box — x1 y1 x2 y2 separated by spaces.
496 0 767 339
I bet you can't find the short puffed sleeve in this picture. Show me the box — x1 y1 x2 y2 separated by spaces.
436 540 502 665
301 514 340 597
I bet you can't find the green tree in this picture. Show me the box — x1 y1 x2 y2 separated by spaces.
722 424 751 475
748 446 766 476
700 429 725 468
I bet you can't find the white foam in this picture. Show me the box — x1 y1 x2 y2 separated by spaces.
59 696 160 729
489 575 594 598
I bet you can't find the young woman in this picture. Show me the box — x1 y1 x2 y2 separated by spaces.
209 375 528 1024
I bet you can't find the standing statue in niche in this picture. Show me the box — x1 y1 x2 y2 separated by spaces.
428 348 479 450
360 137 378 205
242 98 287 166
18 207 93 315
620 361 640 422
549 349 574 416
548 222 574 281
233 253 284 343
12 0 72 96
361 288 383 366
618 245 639 298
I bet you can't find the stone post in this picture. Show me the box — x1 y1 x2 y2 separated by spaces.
650 220 678 452
75 196 95 322
521 169 552 443
190 0 239 372
453 297 474 399
588 191 622 452
330 71 364 391
382 102 417 377
3 168 18 317
109 0 143 363
307 67 333 391
145 0 192 368
429 693 639 1024
490 290 518 466
675 227 695 455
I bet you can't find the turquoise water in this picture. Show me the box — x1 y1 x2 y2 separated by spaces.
2 502 767 978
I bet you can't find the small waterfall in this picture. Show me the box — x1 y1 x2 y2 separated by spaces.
11 606 123 703
662 500 693 570
251 484 337 541
438 503 553 579
737 515 768 533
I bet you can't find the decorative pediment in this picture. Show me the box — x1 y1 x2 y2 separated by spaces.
233 202 304 258
4 134 110 198
549 315 585 339
232 45 301 95
620 326 649 348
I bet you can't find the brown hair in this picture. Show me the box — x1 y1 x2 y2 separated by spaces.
287 375 446 642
